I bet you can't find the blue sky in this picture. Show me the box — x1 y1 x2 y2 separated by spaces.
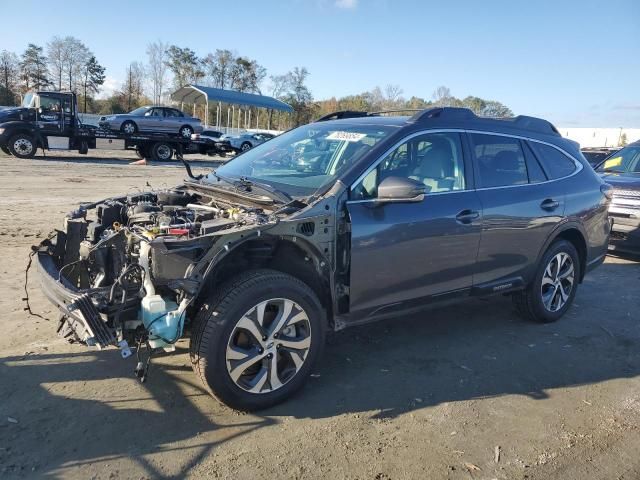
2 0 639 126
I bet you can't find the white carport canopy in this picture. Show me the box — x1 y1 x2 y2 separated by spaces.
171 84 293 129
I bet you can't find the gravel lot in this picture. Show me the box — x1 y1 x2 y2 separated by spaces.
0 151 639 479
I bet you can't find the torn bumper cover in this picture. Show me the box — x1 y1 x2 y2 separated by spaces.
37 246 129 349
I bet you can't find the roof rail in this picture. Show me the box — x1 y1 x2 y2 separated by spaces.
315 109 423 122
315 111 370 122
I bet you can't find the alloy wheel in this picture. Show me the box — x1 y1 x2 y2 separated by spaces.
540 252 574 312
180 127 193 138
225 298 312 394
241 143 251 152
123 123 136 134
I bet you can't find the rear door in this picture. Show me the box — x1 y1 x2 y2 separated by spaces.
140 107 165 132
347 131 482 317
470 132 569 287
164 108 184 133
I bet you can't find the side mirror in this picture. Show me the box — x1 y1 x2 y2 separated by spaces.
377 176 426 203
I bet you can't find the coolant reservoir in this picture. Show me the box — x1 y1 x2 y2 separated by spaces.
141 295 183 349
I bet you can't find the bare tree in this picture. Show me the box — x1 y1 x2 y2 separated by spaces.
146 40 169 105
432 85 454 106
62 37 90 91
47 36 90 92
0 50 20 105
384 84 404 105
121 62 146 110
47 36 65 90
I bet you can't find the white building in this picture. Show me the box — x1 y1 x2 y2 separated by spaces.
557 127 640 148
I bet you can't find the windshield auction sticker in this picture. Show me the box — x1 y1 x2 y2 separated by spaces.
327 131 367 142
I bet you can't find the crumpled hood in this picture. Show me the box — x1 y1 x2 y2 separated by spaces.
599 172 640 191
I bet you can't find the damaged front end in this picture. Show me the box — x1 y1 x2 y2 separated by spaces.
36 186 275 359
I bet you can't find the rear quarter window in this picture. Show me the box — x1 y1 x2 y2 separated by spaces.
528 142 577 179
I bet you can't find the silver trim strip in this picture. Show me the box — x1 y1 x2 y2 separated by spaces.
348 128 584 195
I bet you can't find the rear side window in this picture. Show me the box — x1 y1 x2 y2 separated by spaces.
528 142 577 179
523 142 547 183
470 133 528 188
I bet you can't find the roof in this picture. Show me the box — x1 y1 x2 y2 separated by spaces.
319 107 560 137
171 84 293 112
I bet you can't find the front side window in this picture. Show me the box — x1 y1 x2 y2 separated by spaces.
529 142 577 179
352 132 465 200
471 133 528 188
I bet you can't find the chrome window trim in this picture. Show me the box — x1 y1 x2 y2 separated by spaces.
348 128 584 199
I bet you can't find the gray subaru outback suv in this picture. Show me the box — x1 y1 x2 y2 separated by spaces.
35 107 611 410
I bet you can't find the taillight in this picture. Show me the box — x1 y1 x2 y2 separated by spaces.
600 183 614 200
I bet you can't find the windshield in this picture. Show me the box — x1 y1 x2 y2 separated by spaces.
22 93 35 108
129 106 151 116
596 145 640 173
206 122 398 197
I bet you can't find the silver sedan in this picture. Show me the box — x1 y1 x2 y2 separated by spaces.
99 106 203 138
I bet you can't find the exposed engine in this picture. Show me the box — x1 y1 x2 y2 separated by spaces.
49 188 271 354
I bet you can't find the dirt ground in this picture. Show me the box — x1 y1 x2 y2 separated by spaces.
0 151 639 480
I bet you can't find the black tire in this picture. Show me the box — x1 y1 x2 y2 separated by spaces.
135 147 147 159
1 145 11 156
78 140 89 155
8 133 36 159
513 239 581 323
240 141 252 152
150 142 174 161
120 120 137 135
190 269 326 411
179 125 194 138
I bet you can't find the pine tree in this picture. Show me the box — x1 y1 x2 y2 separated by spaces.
20 44 51 94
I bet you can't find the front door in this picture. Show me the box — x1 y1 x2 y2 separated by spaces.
347 131 482 317
37 95 63 135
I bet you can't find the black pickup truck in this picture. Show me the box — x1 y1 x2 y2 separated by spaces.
0 91 219 161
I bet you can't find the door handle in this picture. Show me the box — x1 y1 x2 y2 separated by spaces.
540 198 560 211
455 209 480 224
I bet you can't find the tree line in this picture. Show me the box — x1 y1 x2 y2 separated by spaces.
0 37 513 128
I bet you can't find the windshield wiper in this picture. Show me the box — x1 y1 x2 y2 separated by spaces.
237 177 293 204
209 172 292 204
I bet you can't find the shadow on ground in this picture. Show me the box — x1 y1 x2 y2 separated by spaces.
0 259 638 477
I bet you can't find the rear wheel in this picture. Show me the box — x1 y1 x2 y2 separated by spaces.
190 270 325 411
513 239 580 323
120 121 137 135
179 125 194 138
150 142 174 161
8 134 36 159
240 141 252 152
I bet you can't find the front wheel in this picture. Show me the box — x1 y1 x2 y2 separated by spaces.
120 121 137 135
513 239 580 323
240 142 252 152
190 270 325 411
8 134 36 159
